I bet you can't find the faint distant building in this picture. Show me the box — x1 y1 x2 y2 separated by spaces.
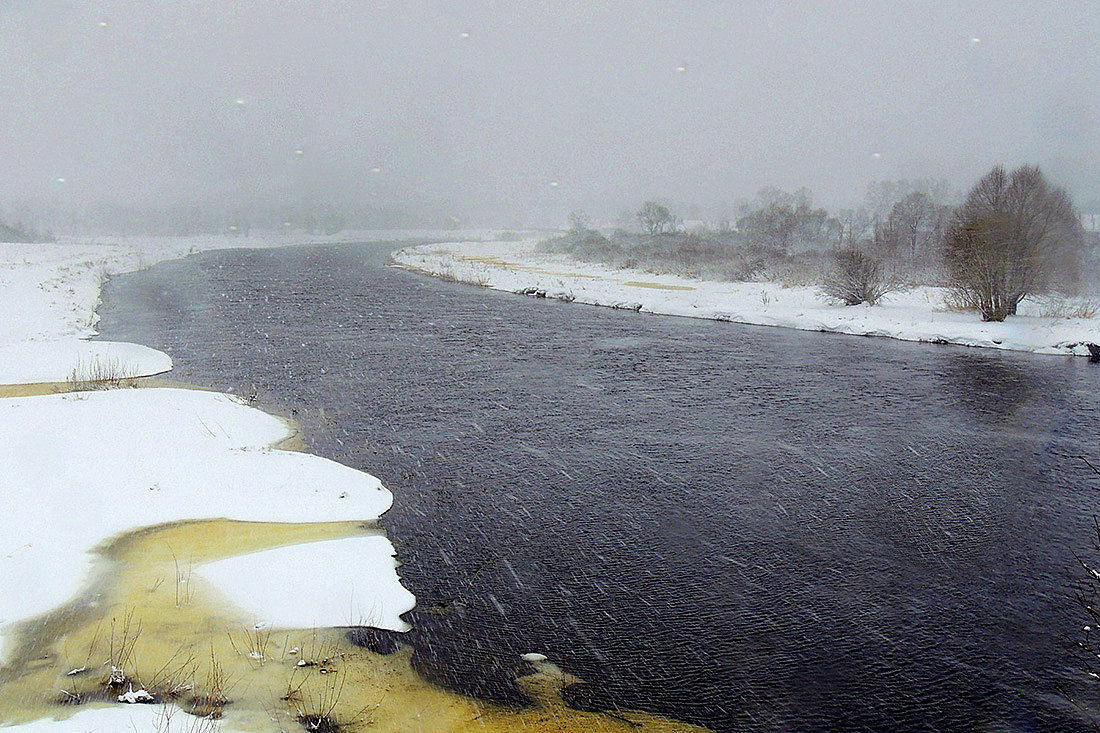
1082 213 1100 232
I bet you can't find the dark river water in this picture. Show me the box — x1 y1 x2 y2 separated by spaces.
97 241 1100 731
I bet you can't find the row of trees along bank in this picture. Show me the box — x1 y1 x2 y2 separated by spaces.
549 166 1090 322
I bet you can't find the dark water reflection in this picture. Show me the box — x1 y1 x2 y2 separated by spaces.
98 242 1100 731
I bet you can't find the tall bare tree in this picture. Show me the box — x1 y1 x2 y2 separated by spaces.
736 187 835 253
945 165 1085 321
888 192 932 258
636 201 676 235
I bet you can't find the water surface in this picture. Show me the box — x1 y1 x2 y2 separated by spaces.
98 242 1100 731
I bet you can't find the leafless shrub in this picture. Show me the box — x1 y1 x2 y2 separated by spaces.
290 667 351 733
105 610 143 693
294 629 340 672
820 248 899 305
146 645 197 701
185 647 235 718
228 623 271 668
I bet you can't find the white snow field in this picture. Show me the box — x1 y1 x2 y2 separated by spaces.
392 238 1100 357
0 241 181 384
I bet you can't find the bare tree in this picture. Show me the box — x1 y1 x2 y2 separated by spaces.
864 179 955 222
834 208 872 250
945 165 1085 321
637 201 676 235
890 192 930 257
737 187 835 253
821 247 898 305
881 192 952 260
568 209 592 233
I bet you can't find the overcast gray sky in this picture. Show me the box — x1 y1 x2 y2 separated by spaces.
2 1 1098 225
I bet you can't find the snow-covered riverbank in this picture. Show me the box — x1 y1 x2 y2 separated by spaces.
0 229 705 733
0 233 445 730
0 231 500 384
392 239 1100 357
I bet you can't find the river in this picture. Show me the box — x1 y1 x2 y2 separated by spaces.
97 240 1100 731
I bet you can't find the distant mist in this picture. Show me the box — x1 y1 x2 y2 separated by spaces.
2 1 1098 232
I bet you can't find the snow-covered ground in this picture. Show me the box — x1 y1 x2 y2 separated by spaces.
392 239 1100 357
200 535 415 631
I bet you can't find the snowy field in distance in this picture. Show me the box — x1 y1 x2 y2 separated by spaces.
392 238 1100 357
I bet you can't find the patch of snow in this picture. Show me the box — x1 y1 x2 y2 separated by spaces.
117 685 155 704
2 704 245 731
199 535 416 632
392 239 1100 356
0 388 399 637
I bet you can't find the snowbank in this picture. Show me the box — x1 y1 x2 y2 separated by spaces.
199 535 416 631
0 340 172 385
0 242 172 383
0 387 404 631
392 239 1100 357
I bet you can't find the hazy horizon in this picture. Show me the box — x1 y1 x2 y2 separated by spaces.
2 1 1099 229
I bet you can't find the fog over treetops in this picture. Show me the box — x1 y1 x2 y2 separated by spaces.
2 1 1098 229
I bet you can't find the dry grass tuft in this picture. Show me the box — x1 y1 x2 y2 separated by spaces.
1039 296 1100 320
66 356 139 391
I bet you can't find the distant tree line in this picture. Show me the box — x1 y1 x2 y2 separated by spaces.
0 218 53 244
547 165 1090 321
